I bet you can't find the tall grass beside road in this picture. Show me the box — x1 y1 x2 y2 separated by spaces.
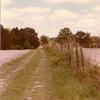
45 47 100 100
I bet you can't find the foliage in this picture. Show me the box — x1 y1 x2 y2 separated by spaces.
0 25 40 50
1 25 11 49
75 31 91 47
40 35 49 45
46 47 100 100
90 36 100 48
57 27 73 45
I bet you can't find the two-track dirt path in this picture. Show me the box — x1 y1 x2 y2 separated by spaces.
0 49 52 100
0 51 36 96
24 49 52 100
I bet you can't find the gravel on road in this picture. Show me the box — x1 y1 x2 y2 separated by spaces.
0 50 31 66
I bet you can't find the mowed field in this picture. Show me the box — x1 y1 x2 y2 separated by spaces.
83 48 100 67
0 50 31 66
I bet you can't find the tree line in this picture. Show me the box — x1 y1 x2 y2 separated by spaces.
0 25 40 50
48 28 100 72
0 25 100 50
50 27 100 49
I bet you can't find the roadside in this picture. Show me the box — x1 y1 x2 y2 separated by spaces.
0 50 40 100
0 51 35 96
45 47 100 100
0 47 100 100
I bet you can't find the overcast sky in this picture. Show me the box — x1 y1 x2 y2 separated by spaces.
1 0 100 37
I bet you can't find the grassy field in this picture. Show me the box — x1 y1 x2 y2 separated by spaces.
46 47 100 100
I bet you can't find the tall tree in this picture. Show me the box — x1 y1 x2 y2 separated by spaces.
75 31 91 47
40 35 49 45
1 25 40 49
57 27 73 52
1 25 11 50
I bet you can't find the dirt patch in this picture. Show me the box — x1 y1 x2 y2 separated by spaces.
24 49 52 100
0 51 35 96
0 50 31 66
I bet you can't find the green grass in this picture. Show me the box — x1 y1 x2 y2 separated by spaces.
0 50 40 100
46 47 100 100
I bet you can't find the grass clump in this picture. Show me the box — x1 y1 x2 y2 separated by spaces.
45 47 100 100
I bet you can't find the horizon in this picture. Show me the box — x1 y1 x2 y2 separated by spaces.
1 0 100 37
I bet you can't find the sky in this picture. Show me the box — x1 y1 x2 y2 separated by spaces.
1 0 100 37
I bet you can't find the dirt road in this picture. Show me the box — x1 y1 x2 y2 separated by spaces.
0 49 52 100
0 50 31 66
24 49 52 100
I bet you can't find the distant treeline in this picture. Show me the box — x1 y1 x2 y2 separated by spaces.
0 25 100 50
0 25 40 50
51 28 100 48
75 31 100 48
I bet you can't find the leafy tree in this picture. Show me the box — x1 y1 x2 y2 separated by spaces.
0 25 11 50
11 27 20 46
0 25 40 49
57 27 73 51
75 31 91 47
10 27 40 49
90 36 100 48
23 40 31 49
40 35 49 45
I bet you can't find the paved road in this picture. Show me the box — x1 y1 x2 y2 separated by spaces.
0 50 31 66
83 48 100 67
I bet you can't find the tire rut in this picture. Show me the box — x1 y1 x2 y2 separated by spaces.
0 51 36 95
24 49 52 100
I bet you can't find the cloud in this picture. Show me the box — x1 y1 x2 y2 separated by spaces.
1 7 50 19
11 7 50 14
92 6 100 12
77 18 98 28
50 9 78 21
1 7 50 27
1 0 100 36
44 0 91 4
48 7 100 35
1 0 15 8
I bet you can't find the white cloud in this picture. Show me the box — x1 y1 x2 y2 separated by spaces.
11 7 50 14
48 7 100 36
1 7 50 23
44 0 91 4
92 6 100 12
50 9 78 22
77 18 98 28
1 0 15 8
1 0 100 36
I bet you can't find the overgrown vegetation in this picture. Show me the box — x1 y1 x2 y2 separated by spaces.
40 35 49 45
1 25 100 50
46 47 100 100
51 27 100 49
0 25 40 50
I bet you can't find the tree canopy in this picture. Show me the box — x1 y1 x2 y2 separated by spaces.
0 25 40 50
